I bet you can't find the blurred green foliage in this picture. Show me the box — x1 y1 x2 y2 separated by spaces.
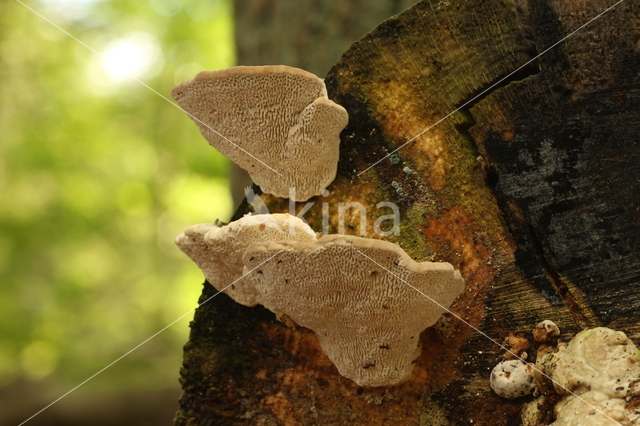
0 0 234 393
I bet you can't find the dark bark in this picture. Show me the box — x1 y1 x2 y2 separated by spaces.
176 0 640 424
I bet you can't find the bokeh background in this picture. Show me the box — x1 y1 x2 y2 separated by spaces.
1 0 234 423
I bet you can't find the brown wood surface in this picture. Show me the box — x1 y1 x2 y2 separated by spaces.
175 0 640 424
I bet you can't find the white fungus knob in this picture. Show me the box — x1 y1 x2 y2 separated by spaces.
490 360 536 399
533 320 560 343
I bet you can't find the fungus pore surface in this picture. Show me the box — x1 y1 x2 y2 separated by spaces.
242 234 465 387
172 65 348 201
175 214 316 306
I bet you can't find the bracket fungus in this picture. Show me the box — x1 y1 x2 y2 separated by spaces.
172 65 349 201
551 327 640 399
523 327 640 426
242 234 465 387
175 214 316 307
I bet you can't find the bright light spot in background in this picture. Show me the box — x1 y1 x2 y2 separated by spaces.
185 0 221 23
37 0 101 22
100 32 164 82
117 180 153 217
20 341 58 379
149 0 185 17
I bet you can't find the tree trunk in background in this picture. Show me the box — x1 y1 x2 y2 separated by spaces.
229 0 418 205
176 0 640 424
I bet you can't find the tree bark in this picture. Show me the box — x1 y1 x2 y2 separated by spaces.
175 0 640 424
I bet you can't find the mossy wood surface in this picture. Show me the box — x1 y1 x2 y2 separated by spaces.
175 0 640 424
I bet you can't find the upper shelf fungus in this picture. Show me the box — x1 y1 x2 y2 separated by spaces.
175 214 316 307
242 234 465 387
172 65 349 201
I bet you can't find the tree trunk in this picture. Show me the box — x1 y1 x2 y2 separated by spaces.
175 0 640 424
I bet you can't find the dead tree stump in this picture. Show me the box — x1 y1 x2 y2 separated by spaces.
174 0 640 424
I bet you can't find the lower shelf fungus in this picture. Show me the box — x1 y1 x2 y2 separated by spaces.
242 234 465 387
175 213 316 307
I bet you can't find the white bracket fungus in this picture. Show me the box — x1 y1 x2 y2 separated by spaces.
551 327 640 399
490 360 536 399
523 327 640 426
242 234 465 387
175 214 316 306
172 65 349 201
551 392 635 426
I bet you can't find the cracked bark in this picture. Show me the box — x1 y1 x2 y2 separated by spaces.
175 0 640 425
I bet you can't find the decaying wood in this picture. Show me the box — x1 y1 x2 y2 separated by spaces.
175 0 640 424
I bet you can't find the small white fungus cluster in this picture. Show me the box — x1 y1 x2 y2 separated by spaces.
490 360 536 399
